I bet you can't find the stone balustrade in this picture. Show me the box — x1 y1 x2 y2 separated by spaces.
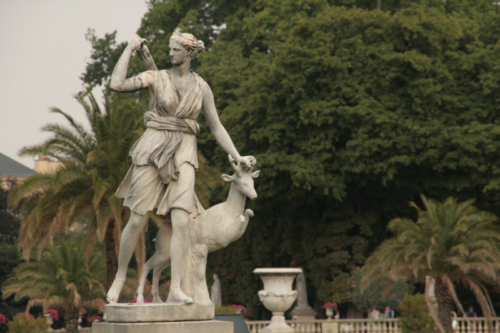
39 317 500 332
246 317 500 333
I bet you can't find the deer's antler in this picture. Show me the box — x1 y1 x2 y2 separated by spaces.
228 154 246 175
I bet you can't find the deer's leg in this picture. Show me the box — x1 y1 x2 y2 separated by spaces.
151 223 172 303
235 209 254 240
136 257 152 304
152 259 171 303
137 223 172 303
108 211 150 303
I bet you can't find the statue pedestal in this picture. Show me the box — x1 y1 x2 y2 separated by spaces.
291 306 316 321
94 304 227 333
104 303 214 322
93 320 232 333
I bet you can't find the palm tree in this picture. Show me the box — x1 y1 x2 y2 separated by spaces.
362 195 500 333
10 90 222 289
2 233 107 333
10 91 144 288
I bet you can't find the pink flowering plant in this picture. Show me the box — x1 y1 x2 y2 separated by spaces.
231 304 247 317
79 308 87 315
0 314 6 325
322 301 337 309
87 315 102 323
43 309 59 321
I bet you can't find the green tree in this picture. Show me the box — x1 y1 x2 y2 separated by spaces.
362 196 500 333
0 179 21 244
10 91 144 288
78 0 500 313
2 233 106 333
196 0 500 309
399 294 436 333
0 243 26 333
347 268 412 315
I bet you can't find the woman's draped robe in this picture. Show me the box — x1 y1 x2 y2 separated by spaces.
116 70 205 217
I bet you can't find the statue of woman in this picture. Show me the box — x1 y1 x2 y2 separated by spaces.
107 31 255 304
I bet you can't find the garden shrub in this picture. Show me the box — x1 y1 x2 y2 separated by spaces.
399 294 436 333
214 305 238 314
7 314 50 333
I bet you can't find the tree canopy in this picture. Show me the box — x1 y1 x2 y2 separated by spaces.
197 0 500 309
79 0 500 313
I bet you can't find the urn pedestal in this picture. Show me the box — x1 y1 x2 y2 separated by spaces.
254 268 302 333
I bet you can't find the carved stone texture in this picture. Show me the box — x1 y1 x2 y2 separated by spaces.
92 320 232 333
104 303 214 322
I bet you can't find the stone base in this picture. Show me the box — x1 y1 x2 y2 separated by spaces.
105 303 214 322
93 320 232 333
262 312 294 333
291 306 316 321
292 306 316 315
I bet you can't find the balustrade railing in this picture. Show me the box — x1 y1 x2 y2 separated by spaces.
246 317 500 333
455 317 500 333
42 317 500 332
246 319 401 333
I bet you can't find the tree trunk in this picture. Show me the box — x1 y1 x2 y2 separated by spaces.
376 0 381 10
64 310 80 333
435 279 454 333
105 216 118 291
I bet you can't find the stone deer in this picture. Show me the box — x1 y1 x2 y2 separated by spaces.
137 155 260 304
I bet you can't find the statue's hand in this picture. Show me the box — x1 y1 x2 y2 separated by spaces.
238 156 256 170
129 36 148 52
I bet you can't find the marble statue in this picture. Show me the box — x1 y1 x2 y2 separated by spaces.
210 274 222 306
106 31 256 305
291 271 316 320
135 155 258 303
296 272 309 307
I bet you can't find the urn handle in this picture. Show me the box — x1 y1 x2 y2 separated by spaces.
258 290 297 302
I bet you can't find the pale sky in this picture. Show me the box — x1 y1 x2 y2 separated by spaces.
0 0 150 169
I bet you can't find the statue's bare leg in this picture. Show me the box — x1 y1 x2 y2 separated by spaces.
107 211 150 303
166 208 193 304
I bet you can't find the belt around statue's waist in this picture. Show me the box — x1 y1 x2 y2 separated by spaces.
144 111 199 135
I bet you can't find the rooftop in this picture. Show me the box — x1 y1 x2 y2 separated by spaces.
0 152 35 178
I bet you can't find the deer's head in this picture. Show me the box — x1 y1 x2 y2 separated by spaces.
221 155 260 200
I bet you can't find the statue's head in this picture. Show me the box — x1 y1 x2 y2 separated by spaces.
169 30 205 65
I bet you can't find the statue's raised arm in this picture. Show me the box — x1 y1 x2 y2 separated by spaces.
110 36 155 92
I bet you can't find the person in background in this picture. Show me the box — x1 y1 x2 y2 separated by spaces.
451 311 458 333
466 306 477 317
384 306 395 319
370 307 380 319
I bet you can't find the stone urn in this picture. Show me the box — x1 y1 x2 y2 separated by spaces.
43 313 53 326
254 268 302 333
